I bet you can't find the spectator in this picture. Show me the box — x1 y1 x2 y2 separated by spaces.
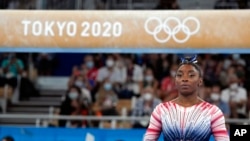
1 53 24 89
96 55 125 98
59 85 90 127
143 54 162 81
221 74 248 118
142 68 159 94
210 83 230 118
159 63 178 102
71 65 81 78
202 54 221 86
158 54 171 81
19 70 40 100
119 55 143 98
201 85 213 102
36 53 57 76
131 86 161 128
68 63 94 91
69 65 93 105
82 55 98 90
93 79 119 116
235 60 246 86
96 55 124 84
224 65 237 85
219 55 233 88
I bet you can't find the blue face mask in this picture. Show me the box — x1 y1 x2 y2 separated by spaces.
145 75 153 82
104 83 112 91
69 92 78 100
86 61 94 69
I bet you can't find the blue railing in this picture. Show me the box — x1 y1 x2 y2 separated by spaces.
0 126 219 141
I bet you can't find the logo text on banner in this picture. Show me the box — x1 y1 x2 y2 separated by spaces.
0 10 250 49
21 20 123 38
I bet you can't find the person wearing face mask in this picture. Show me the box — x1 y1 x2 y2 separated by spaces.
131 86 161 128
143 68 159 94
210 84 230 118
221 74 247 118
74 77 85 88
83 55 98 85
93 80 118 118
96 55 124 101
59 85 87 127
96 55 123 84
159 63 179 102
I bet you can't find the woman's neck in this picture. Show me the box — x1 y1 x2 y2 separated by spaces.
174 94 203 107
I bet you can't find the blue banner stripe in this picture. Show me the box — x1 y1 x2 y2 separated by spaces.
0 47 250 54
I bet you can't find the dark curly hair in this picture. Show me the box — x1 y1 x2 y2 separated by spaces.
177 54 203 77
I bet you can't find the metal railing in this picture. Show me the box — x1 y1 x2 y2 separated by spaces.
0 114 250 128
0 85 9 114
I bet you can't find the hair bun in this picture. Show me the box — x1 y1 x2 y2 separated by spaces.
178 54 198 64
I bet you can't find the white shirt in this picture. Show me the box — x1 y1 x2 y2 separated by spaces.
96 66 125 83
124 64 143 82
221 86 247 115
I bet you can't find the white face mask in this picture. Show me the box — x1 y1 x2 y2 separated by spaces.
232 54 240 60
210 93 220 101
230 83 238 90
106 59 114 67
69 92 78 100
143 93 153 101
75 80 84 88
170 70 176 77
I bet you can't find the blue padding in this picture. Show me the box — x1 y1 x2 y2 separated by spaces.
0 126 219 141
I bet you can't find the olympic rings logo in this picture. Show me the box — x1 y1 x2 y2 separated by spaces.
144 17 200 43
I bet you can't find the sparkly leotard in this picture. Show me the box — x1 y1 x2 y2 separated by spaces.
144 101 229 141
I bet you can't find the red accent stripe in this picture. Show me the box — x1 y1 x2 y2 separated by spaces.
200 102 208 110
147 128 161 132
152 112 161 123
213 130 228 135
211 114 223 125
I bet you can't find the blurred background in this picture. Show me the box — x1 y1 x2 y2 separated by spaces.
0 0 250 141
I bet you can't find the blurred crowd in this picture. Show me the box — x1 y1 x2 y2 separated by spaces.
2 53 249 128
1 53 250 128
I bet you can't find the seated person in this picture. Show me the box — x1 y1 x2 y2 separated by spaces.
1 53 24 89
93 79 119 116
59 85 91 128
131 86 162 128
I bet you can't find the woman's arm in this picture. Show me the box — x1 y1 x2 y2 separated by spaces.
211 106 230 141
143 104 162 141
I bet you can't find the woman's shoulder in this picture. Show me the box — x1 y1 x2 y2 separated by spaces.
156 101 176 109
200 101 224 114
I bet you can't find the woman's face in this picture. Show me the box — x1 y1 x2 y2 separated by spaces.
175 64 202 96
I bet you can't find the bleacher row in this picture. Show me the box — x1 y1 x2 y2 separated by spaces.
0 75 134 128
